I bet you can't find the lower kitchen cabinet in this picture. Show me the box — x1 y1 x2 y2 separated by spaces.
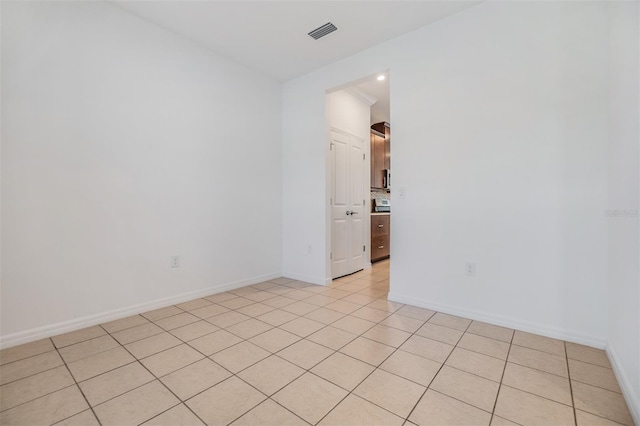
371 214 390 262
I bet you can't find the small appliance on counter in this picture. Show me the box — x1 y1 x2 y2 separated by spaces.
383 169 391 189
373 199 391 213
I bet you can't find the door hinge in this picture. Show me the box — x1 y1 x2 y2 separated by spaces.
330 197 333 205
363 245 366 252
330 143 334 151
363 153 365 160
330 252 332 260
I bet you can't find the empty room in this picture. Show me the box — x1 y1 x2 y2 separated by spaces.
1 1 638 425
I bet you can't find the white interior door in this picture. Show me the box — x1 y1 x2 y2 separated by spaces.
331 130 365 279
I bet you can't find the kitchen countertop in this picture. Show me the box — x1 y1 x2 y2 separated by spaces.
371 212 390 216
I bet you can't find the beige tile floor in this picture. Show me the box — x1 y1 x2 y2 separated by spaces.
0 260 634 426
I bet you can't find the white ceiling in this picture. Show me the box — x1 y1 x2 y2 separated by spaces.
112 1 480 82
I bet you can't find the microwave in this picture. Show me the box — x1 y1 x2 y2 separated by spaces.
374 199 391 212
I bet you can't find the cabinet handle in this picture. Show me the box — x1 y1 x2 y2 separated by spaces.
378 224 384 228
378 246 384 249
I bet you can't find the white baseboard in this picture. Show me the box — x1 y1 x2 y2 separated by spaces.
387 292 607 349
607 345 640 426
282 271 327 286
0 272 281 349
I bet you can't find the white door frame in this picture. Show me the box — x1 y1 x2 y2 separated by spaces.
324 82 380 285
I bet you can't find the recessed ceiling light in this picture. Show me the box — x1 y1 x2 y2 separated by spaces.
377 75 386 81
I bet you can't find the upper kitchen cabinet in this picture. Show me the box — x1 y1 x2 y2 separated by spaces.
370 122 390 189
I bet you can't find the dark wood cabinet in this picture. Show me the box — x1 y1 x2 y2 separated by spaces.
370 122 390 189
371 214 390 262
370 132 385 188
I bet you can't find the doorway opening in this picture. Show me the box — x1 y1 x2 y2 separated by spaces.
326 71 391 292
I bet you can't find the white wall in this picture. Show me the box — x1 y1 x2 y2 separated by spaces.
283 1 610 345
1 1 282 346
607 2 640 422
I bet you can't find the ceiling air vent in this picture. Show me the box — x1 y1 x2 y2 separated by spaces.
308 22 337 40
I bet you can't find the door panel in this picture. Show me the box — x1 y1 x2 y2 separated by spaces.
331 132 351 278
333 140 348 207
331 130 365 279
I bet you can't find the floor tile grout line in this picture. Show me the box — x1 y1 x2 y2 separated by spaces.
307 309 423 424
498 383 576 408
0 355 67 388
2 333 143 388
133 401 188 426
464 329 513 344
0 346 62 369
501 358 622 395
503 356 570 380
206 290 342 410
115 292 315 424
0 381 78 416
219 274 396 424
427 388 499 416
568 377 624 394
118 305 266 350
96 313 240 420
126 335 191 357
566 341 579 426
309 370 400 425
491 414 524 426
107 325 211 426
101 319 153 336
403 314 472 423
226 374 311 425
571 408 629 426
220 289 389 347
509 341 569 359
489 329 516 425
162 312 318 424
381 348 503 389
564 356 617 370
51 336 104 426
73 362 153 408
263 399 313 426
1 382 105 426
55 334 121 359
85 330 222 403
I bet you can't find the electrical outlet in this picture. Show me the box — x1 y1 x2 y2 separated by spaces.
465 262 476 276
171 255 180 268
